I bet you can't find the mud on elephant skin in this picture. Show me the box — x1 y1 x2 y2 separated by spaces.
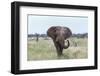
47 26 72 57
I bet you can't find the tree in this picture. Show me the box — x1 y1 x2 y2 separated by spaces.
35 33 39 42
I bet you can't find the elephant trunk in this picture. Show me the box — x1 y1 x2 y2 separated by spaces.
63 40 70 49
56 37 70 49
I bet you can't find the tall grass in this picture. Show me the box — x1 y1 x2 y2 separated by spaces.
27 37 88 61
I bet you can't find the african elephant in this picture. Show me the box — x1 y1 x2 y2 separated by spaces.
47 26 72 57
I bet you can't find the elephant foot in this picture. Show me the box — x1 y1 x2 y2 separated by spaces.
57 53 64 59
57 55 64 59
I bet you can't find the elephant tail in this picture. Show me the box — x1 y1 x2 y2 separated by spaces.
64 40 70 49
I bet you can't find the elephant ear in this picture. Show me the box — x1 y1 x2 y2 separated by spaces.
64 27 72 38
47 26 57 39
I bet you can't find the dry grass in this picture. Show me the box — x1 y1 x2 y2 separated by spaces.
27 37 88 61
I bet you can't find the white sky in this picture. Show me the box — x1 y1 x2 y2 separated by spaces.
28 15 88 34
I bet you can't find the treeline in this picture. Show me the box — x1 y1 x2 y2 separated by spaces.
28 33 47 38
72 33 88 38
28 33 88 38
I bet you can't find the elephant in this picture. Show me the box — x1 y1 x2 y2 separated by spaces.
47 26 72 57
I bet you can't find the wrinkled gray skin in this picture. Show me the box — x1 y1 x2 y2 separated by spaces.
47 26 72 57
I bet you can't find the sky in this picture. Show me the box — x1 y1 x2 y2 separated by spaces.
28 15 88 34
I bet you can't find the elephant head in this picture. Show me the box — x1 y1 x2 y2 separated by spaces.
47 26 72 57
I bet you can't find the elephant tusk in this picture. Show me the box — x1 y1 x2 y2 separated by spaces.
64 40 70 49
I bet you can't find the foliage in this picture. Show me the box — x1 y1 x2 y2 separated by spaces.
28 33 88 38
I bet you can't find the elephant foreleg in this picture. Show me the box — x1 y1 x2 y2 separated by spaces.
53 40 63 57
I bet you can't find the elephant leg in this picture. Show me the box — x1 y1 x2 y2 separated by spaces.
53 40 63 57
57 42 63 56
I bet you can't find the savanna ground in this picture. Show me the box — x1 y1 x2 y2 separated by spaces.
27 37 88 61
